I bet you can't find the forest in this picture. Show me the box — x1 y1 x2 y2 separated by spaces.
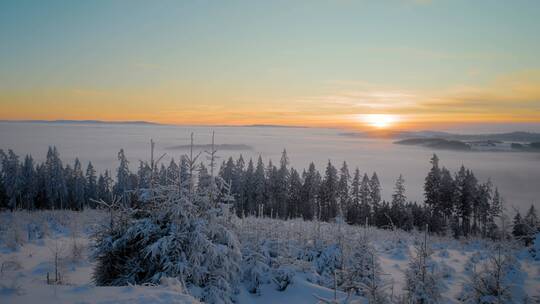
0 142 537 243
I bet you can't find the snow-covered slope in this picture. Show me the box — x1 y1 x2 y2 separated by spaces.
1 211 539 303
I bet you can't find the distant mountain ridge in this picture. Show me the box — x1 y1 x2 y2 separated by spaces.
341 130 540 142
0 119 162 126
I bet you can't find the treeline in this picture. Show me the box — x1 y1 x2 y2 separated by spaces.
0 146 538 240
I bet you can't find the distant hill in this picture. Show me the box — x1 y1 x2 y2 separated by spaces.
341 130 540 142
395 138 471 151
0 119 162 126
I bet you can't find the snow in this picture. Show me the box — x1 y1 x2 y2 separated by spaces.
1 210 540 303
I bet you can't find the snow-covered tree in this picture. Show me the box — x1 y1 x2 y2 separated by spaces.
461 245 519 303
253 156 266 217
71 158 86 210
20 154 37 210
1 149 22 210
404 230 442 304
45 146 67 209
93 138 241 304
369 172 382 207
85 162 97 207
114 149 131 199
523 205 539 246
286 168 303 218
319 160 339 222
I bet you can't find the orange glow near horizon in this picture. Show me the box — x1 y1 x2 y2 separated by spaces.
359 114 399 129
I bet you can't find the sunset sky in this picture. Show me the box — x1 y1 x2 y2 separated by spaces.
1 0 539 130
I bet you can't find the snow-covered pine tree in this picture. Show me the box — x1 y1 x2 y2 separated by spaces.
319 160 339 222
404 227 442 304
166 158 179 186
233 155 245 213
96 170 113 203
512 211 525 243
1 149 22 210
287 168 303 219
114 149 131 200
242 158 255 216
439 167 455 232
85 162 97 207
348 168 361 225
424 154 442 233
461 244 519 303
369 172 381 206
253 156 266 217
360 173 372 224
337 161 350 222
72 158 86 210
21 154 37 210
45 146 67 209
301 162 320 221
524 205 539 246
92 136 241 304
276 149 290 218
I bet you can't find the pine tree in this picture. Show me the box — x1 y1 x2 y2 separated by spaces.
197 163 211 196
319 160 338 222
0 163 7 210
424 154 442 232
72 158 86 210
166 158 179 185
92 137 241 304
287 168 303 218
86 162 97 207
242 158 255 216
404 229 441 304
462 245 517 303
524 205 539 246
21 155 37 210
114 149 131 200
253 156 266 217
301 162 320 220
97 170 113 203
455 166 476 237
392 174 406 206
337 161 350 219
348 168 361 225
512 212 525 242
1 150 22 210
439 167 455 229
45 146 67 209
233 155 245 209
369 172 381 207
276 149 290 218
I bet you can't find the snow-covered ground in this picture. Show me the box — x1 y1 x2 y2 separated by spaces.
1 210 539 303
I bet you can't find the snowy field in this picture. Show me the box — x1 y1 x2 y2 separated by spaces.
1 210 539 303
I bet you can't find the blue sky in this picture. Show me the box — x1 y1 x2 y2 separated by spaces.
1 0 539 129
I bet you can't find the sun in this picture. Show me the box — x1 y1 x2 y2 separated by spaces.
360 114 399 129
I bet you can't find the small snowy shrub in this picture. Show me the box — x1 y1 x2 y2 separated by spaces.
460 245 521 304
404 238 442 304
242 248 270 295
272 266 295 291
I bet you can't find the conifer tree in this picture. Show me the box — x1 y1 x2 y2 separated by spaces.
21 155 37 210
45 146 67 209
86 162 97 206
337 161 350 219
72 158 86 210
253 156 266 216
319 160 338 221
301 162 320 220
114 149 131 199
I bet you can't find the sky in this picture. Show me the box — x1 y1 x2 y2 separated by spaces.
1 0 539 131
